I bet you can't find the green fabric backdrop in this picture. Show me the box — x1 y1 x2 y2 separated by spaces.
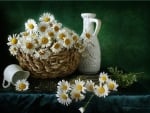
0 1 150 91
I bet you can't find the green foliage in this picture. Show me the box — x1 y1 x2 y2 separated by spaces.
107 67 143 88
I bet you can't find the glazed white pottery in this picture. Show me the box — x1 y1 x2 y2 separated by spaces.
2 64 30 88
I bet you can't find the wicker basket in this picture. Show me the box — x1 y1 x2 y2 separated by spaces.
16 48 80 79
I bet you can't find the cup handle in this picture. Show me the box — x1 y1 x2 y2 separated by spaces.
89 18 101 36
2 79 10 88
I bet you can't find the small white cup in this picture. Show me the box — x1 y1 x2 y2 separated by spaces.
2 64 30 88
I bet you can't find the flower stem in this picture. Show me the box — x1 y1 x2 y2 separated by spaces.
84 94 94 110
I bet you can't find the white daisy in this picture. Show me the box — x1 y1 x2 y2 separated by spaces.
83 32 93 42
15 79 29 91
51 42 62 53
38 22 49 34
47 28 55 39
79 107 85 113
72 33 79 43
72 79 86 93
21 38 36 54
25 19 38 33
38 34 52 48
85 80 95 92
70 90 85 102
53 22 62 33
107 79 119 91
94 84 109 98
63 37 73 49
9 46 18 56
99 72 109 83
39 12 55 23
57 29 68 41
74 42 85 53
20 31 30 38
57 80 71 92
56 91 72 106
34 48 51 59
7 34 19 46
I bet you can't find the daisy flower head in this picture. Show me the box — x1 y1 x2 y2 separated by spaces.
72 79 86 93
56 91 72 106
57 29 68 41
38 22 49 34
57 80 71 92
63 37 73 49
94 84 109 98
7 34 19 46
72 33 79 43
25 19 38 33
107 79 119 91
9 46 18 56
99 72 109 83
21 38 36 55
47 28 55 39
38 34 52 48
34 48 51 59
74 41 85 53
39 12 55 23
79 107 85 113
15 79 29 91
85 80 95 92
53 22 62 33
20 31 30 38
51 42 62 54
70 90 85 102
83 32 93 42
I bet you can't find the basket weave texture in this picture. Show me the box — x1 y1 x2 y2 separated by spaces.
16 49 80 79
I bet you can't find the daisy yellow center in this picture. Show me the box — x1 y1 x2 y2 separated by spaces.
75 43 80 48
43 17 50 22
73 35 78 42
54 26 59 32
26 42 33 49
40 26 46 32
48 32 54 37
98 87 105 94
54 43 60 49
62 85 67 91
39 51 45 55
23 32 29 36
28 24 34 29
88 85 94 91
18 83 26 90
101 76 107 81
41 37 48 44
59 33 66 40
61 93 68 100
74 93 80 98
11 38 18 44
65 39 71 45
85 33 91 39
76 84 82 91
108 83 115 90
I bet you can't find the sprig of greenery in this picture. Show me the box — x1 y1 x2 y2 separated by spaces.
107 67 143 88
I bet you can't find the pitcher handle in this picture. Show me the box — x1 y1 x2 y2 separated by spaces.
2 79 10 88
89 18 101 36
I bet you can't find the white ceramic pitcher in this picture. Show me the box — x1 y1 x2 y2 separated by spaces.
78 13 101 74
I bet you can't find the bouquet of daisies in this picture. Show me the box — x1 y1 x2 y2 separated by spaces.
7 12 84 58
7 12 84 78
56 72 118 112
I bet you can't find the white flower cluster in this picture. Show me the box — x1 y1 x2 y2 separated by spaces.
7 12 85 59
56 72 118 106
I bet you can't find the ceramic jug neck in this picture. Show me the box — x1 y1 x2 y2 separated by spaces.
81 13 96 34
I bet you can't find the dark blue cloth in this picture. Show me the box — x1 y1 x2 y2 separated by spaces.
0 92 150 113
